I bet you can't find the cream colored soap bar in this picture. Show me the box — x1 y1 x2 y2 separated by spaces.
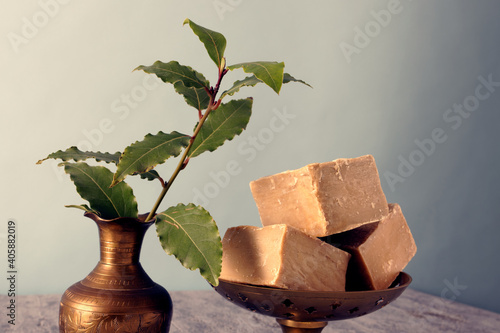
220 224 351 291
323 204 417 290
250 155 389 237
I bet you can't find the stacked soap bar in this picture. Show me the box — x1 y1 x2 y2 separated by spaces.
220 224 351 291
321 204 416 290
249 155 389 236
220 155 416 291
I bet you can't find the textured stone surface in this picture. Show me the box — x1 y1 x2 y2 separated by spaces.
1 289 499 332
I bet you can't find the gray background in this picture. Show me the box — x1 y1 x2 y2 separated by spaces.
1 0 499 314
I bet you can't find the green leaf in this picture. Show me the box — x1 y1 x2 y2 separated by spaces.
220 75 262 98
183 18 227 69
112 131 190 186
189 98 253 158
227 61 285 94
37 146 120 165
174 81 210 110
220 73 311 99
156 203 222 286
135 60 209 89
61 162 138 219
283 73 312 88
65 204 99 215
137 169 161 182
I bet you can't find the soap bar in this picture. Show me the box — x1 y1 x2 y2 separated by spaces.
322 204 417 290
250 155 389 237
220 224 351 291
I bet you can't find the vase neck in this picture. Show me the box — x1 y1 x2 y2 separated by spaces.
95 218 153 265
81 213 157 290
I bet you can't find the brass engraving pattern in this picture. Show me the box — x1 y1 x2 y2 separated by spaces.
101 246 135 253
63 290 137 308
59 213 172 332
84 275 140 287
60 304 168 333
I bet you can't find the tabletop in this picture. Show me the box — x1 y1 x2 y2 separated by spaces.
1 288 499 332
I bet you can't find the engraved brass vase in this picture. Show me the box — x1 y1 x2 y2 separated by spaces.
59 212 172 332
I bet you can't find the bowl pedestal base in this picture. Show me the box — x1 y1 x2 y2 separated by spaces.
277 319 327 333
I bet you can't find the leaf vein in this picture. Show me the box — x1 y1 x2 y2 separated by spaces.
163 212 217 279
201 26 220 67
190 103 245 156
117 135 189 180
71 164 121 217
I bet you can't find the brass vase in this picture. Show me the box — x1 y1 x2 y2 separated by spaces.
59 212 172 332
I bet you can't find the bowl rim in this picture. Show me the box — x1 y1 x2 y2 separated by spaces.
216 271 412 297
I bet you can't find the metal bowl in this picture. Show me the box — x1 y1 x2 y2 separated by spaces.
213 272 412 332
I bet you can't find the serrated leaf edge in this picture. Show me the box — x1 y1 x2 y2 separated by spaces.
228 61 284 94
157 203 221 284
159 210 218 277
61 162 124 218
112 131 190 187
221 75 262 98
37 147 120 165
189 98 252 157
135 60 209 89
283 73 313 88
183 18 226 69
173 81 209 111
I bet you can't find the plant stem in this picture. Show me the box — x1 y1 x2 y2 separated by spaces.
146 61 228 222
146 96 216 222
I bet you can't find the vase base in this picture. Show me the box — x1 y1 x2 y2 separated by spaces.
59 281 172 332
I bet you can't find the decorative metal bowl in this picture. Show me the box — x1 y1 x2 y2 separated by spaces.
213 272 412 332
